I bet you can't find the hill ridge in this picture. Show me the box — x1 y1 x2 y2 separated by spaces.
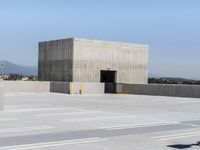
0 60 37 75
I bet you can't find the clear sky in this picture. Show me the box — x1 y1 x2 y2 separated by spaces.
0 0 200 79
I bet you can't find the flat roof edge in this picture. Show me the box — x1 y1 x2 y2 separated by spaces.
73 37 149 47
39 37 149 47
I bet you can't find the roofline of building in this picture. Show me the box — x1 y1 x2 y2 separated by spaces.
39 37 149 48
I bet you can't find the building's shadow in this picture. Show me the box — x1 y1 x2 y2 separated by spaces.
167 141 200 149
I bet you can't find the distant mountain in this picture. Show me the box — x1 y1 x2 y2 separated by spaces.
0 60 37 75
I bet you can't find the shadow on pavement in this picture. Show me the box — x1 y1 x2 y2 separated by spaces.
167 141 200 149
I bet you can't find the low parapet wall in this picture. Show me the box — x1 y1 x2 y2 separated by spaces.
0 86 4 111
2 81 200 98
50 82 69 94
119 84 200 98
50 82 104 94
0 81 50 93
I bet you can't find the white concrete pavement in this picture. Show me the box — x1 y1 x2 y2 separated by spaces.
0 92 200 149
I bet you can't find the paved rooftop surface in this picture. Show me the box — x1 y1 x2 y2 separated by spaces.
1 93 200 149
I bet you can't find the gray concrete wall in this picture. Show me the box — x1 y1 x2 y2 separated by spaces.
1 81 50 93
121 84 200 98
39 37 148 84
0 86 4 111
80 82 105 94
50 82 70 94
73 38 148 84
50 82 104 94
38 38 74 81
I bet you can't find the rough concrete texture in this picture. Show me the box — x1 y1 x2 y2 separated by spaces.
122 84 200 98
50 82 104 94
39 38 148 84
50 82 70 94
0 85 4 110
50 82 200 98
38 38 73 81
73 38 148 84
1 81 50 93
74 82 104 94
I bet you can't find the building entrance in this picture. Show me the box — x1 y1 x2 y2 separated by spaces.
100 70 116 93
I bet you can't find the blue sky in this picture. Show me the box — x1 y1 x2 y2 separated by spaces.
0 0 200 79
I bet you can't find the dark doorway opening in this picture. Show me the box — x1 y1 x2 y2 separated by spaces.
100 70 116 83
100 70 116 93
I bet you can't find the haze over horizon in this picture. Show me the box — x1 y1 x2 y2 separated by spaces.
0 0 200 79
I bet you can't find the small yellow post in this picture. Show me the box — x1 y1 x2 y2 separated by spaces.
81 82 85 95
70 82 74 95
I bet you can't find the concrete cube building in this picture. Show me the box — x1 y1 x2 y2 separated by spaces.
38 38 148 84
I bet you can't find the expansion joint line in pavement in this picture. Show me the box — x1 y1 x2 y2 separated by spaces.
0 137 106 150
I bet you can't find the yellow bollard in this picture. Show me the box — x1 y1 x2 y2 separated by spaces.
69 82 74 95
81 82 85 95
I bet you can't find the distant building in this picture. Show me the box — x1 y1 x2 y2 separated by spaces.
21 77 29 81
38 38 148 84
0 73 9 80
